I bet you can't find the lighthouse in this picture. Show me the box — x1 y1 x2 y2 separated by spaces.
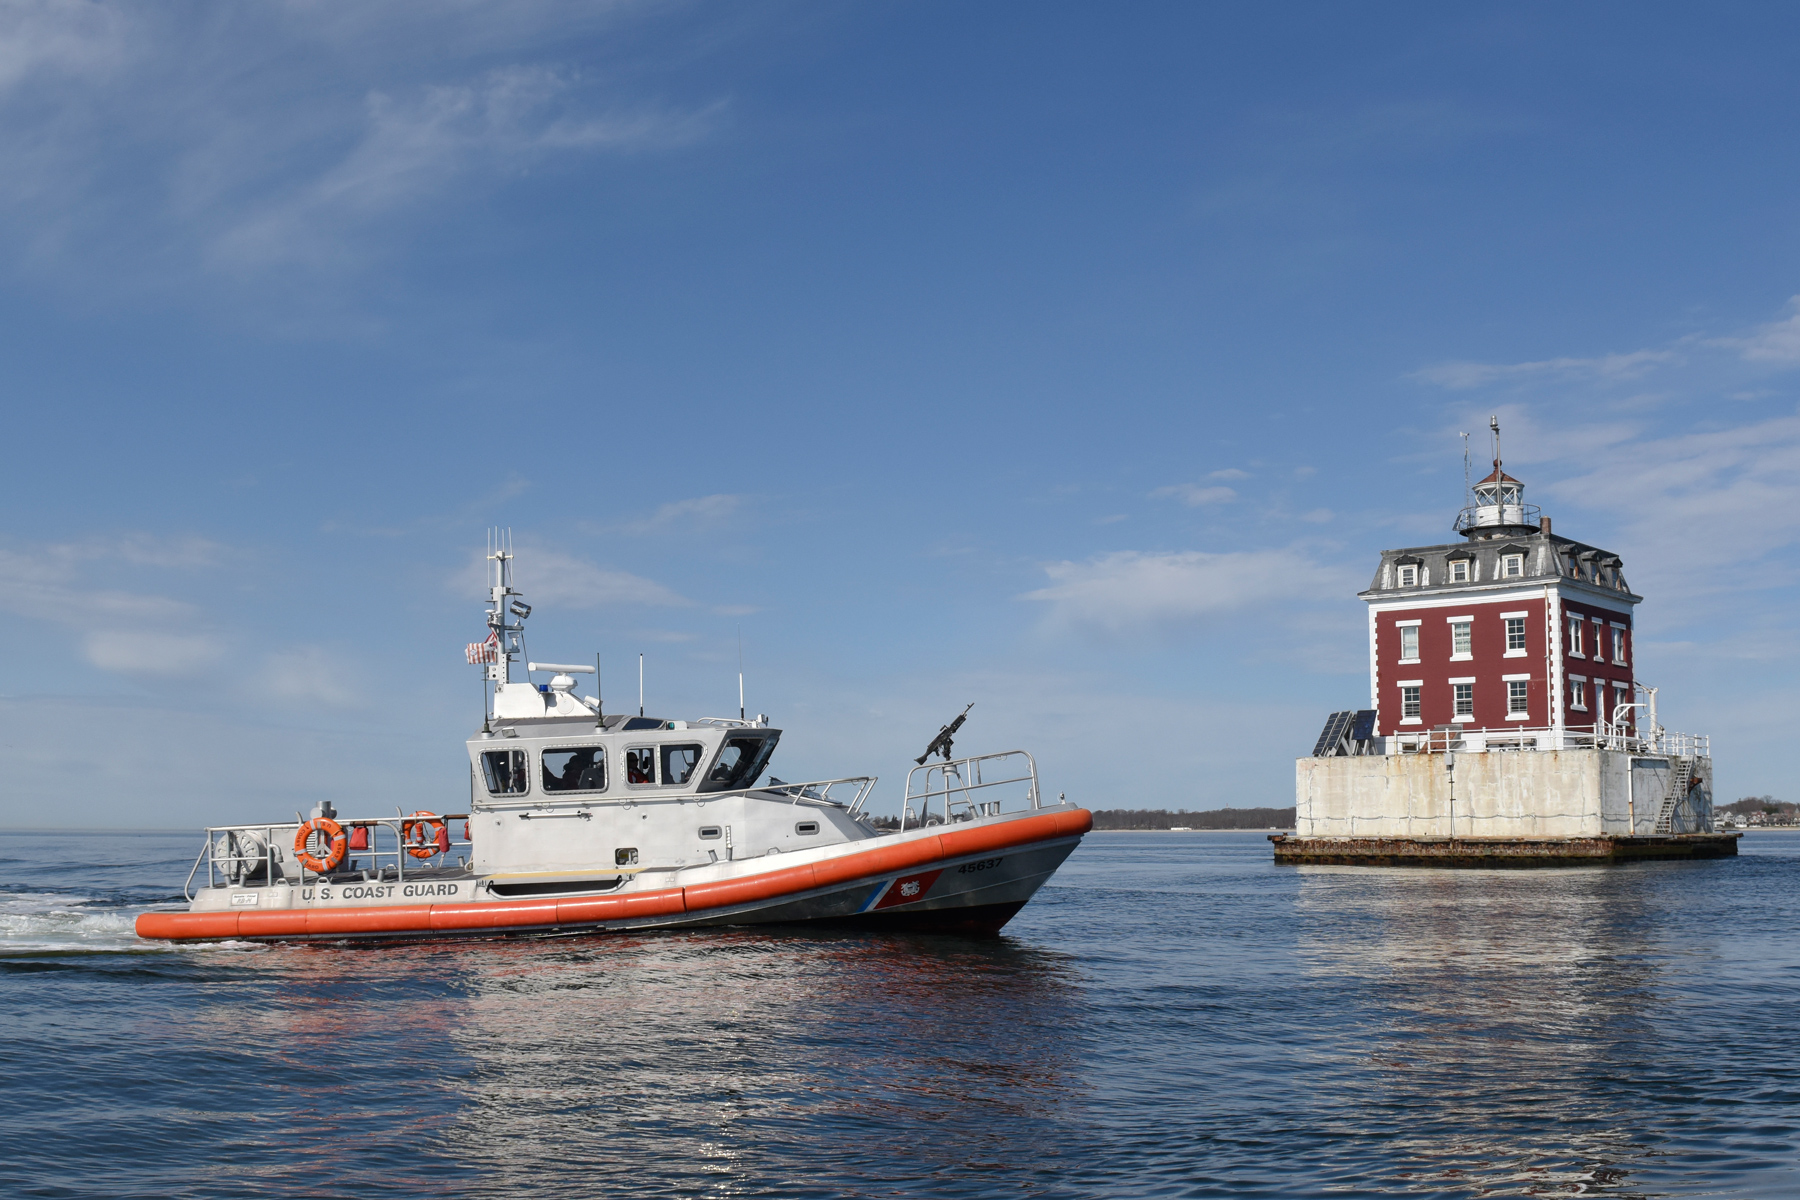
1274 421 1735 866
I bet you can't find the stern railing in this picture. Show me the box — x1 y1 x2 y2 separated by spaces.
185 812 475 901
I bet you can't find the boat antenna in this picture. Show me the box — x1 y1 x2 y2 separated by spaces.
738 625 745 721
915 703 974 765
639 653 645 717
594 652 604 731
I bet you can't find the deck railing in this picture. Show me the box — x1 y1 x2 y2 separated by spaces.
901 750 1041 832
1381 723 1709 758
185 812 475 901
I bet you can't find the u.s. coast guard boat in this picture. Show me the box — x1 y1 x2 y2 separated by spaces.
136 540 1091 944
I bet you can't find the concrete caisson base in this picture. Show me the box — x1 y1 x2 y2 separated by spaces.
1269 832 1740 868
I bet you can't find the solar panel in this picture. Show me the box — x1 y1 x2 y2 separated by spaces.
1312 711 1355 757
1350 710 1377 742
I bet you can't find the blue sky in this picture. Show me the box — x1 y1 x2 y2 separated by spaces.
5 2 1800 827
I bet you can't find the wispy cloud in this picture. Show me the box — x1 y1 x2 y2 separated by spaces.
210 68 724 269
1152 484 1238 507
0 3 728 285
1708 295 1800 364
1022 548 1342 639
1412 350 1676 390
0 535 228 676
620 493 743 534
457 547 689 609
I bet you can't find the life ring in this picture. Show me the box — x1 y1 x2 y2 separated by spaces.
294 818 347 873
401 811 447 859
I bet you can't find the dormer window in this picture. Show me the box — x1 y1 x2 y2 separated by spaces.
1501 553 1524 578
1398 565 1418 587
1449 559 1469 583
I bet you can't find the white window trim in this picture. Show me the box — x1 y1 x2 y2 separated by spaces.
1394 619 1423 627
1498 610 1529 618
1396 679 1424 687
1452 715 1476 724
1443 614 1474 622
1447 676 1477 684
1504 712 1531 721
1449 654 1474 662
1503 650 1529 658
1399 718 1423 725
1609 620 1630 629
1568 675 1588 711
1501 673 1532 681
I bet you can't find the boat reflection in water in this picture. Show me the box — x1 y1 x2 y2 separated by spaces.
1292 863 1702 1195
176 928 1086 1197
441 930 1085 1193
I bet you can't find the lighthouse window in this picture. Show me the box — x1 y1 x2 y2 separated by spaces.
1397 565 1417 587
1453 683 1474 718
541 747 606 793
1505 617 1527 651
1568 616 1584 656
1569 678 1587 710
1398 626 1419 661
660 743 704 787
1450 621 1472 657
1501 554 1524 578
1612 627 1627 664
481 749 529 796
1449 559 1469 582
1507 680 1529 715
1400 686 1421 720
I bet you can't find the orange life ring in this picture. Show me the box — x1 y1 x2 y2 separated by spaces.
401 811 447 859
294 818 347 873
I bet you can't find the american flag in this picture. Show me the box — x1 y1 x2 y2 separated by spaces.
465 632 500 664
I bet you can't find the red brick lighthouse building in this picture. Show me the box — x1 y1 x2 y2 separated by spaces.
1279 423 1730 866
1364 451 1640 742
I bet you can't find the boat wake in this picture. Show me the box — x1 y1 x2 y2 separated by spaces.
0 887 259 955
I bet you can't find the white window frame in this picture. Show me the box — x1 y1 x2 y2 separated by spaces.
1397 680 1423 724
1501 553 1524 578
1448 558 1470 583
1568 674 1588 711
1448 677 1476 721
1395 619 1421 664
1500 610 1529 657
1397 564 1418 587
1567 614 1584 658
1445 615 1473 661
1503 674 1531 720
1611 622 1629 665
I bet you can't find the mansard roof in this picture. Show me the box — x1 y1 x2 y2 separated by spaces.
1361 530 1639 604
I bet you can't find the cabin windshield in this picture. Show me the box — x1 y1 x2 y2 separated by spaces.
700 735 778 793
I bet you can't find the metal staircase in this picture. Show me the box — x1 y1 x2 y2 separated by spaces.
1652 756 1695 834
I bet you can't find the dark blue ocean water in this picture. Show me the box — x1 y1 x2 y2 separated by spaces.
2 829 1796 1199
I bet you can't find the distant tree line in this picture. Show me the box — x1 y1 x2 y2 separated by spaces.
1721 795 1794 816
1090 807 1296 830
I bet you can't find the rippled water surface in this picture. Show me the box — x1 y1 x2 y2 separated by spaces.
3 829 1797 1198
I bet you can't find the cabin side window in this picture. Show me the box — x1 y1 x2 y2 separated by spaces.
625 747 656 786
542 747 607 794
481 749 528 796
660 743 704 786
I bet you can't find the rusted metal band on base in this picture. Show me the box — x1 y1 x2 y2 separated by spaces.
1268 831 1741 868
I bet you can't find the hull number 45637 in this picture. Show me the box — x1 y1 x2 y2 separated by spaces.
958 857 1003 874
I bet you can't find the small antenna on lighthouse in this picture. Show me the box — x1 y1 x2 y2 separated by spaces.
1461 431 1471 508
1489 414 1501 472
